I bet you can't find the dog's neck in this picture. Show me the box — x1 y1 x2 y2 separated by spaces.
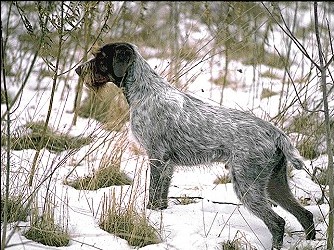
121 58 174 106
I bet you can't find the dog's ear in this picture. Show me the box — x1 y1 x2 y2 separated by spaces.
113 44 134 78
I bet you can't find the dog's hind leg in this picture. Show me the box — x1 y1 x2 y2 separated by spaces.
267 156 316 240
231 166 285 249
147 159 174 210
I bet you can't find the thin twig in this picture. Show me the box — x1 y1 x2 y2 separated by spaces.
168 196 242 206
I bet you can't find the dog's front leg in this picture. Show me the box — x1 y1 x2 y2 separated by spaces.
147 159 174 210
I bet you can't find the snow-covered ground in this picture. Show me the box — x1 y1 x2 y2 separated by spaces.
2 52 330 250
1 3 332 249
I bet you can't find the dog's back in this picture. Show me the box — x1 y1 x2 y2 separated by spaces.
130 83 300 170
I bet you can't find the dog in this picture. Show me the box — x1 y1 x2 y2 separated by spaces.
75 42 316 249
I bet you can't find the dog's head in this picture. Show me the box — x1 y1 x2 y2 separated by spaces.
75 42 135 90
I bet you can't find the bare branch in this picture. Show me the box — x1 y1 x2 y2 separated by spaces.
169 196 242 206
261 2 321 70
314 2 334 249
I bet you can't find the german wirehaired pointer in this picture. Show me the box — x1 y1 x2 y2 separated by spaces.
75 42 315 249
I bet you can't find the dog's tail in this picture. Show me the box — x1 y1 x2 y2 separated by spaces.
277 133 305 170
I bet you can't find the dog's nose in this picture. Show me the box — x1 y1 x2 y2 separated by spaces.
75 66 81 75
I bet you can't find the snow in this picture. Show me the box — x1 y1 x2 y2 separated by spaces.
2 61 330 250
1 4 332 250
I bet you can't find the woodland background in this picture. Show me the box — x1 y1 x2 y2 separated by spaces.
1 2 333 250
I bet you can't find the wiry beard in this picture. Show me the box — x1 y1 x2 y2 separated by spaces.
79 63 109 91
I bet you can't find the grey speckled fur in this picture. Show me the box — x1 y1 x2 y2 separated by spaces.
75 42 316 249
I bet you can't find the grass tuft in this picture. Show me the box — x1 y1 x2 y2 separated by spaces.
174 194 197 205
220 239 242 250
219 231 256 250
260 88 279 99
287 113 332 159
214 174 231 185
65 152 132 190
24 198 70 247
24 219 70 247
260 70 281 80
1 196 28 223
297 138 319 160
1 121 91 153
1 88 13 104
99 194 160 247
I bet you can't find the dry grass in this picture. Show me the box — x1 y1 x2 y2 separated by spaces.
99 193 160 247
260 70 281 80
1 196 28 223
260 88 279 100
24 219 70 247
220 239 242 250
24 198 70 247
214 174 231 185
297 138 320 160
287 113 327 159
219 231 257 250
78 85 129 131
174 194 197 205
65 151 132 190
1 121 91 153
2 2 331 249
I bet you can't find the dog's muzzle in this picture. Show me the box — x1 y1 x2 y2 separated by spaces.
75 62 111 90
75 66 82 76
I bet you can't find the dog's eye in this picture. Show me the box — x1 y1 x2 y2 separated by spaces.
98 60 108 73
